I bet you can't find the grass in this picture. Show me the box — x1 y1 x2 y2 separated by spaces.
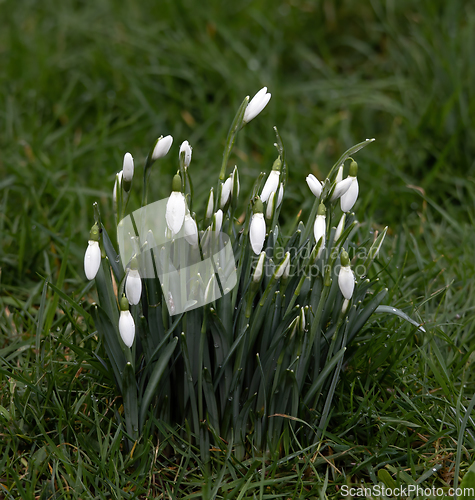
1 0 475 497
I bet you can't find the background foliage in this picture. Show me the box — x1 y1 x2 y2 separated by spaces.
1 0 475 497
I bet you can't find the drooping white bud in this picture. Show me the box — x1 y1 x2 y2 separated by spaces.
165 174 186 234
338 251 355 300
122 153 134 182
119 310 135 347
313 204 326 258
179 140 192 167
152 135 173 160
125 268 142 305
84 240 101 280
250 198 266 254
243 87 271 124
340 177 359 212
306 174 323 198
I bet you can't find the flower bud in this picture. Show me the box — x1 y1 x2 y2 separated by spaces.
338 250 355 300
122 153 134 183
335 165 344 183
84 223 101 280
277 183 284 208
125 263 142 306
213 209 223 233
261 166 280 203
249 198 266 254
275 252 290 279
220 177 232 208
266 191 275 220
232 165 240 199
184 213 199 247
253 252 266 283
119 295 135 348
205 188 214 219
179 140 192 167
333 213 346 243
152 135 173 160
165 174 186 234
340 176 359 212
306 174 322 198
313 203 326 257
243 86 271 124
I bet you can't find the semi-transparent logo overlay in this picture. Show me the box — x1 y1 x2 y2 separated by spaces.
117 199 237 316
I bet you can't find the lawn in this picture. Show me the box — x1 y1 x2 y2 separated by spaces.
1 0 475 498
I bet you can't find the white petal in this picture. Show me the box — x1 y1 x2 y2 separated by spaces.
277 183 284 207
338 265 355 300
166 192 186 234
119 310 135 348
260 170 280 203
179 140 192 167
184 214 199 246
340 177 359 212
306 174 322 198
313 214 326 252
250 213 266 254
152 135 173 160
84 240 101 280
335 165 344 183
331 177 353 201
206 190 214 219
220 178 232 208
122 153 134 182
243 87 271 123
333 214 346 243
125 269 142 305
214 209 223 233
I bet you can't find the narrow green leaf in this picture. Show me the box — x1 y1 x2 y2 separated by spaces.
122 362 138 443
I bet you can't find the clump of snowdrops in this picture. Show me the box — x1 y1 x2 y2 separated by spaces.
83 87 410 459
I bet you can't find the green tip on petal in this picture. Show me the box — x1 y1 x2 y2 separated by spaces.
119 294 129 311
271 156 282 172
89 223 100 242
341 249 350 267
317 203 326 216
253 197 264 214
172 173 182 192
349 160 358 177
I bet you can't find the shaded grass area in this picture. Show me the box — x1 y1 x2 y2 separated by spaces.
1 0 475 497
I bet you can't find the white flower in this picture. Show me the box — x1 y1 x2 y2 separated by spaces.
179 140 192 167
253 252 266 282
220 177 232 208
306 174 322 198
261 170 280 203
125 268 142 305
166 191 186 234
277 183 284 207
206 189 214 219
184 213 199 246
333 214 346 243
338 251 355 300
122 153 134 182
152 135 173 160
275 252 290 278
340 177 359 212
243 87 271 124
338 265 355 300
214 209 223 233
84 240 101 280
266 191 275 219
250 212 266 254
119 310 135 348
112 170 122 209
330 177 352 201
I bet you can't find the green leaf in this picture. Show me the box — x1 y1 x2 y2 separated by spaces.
122 362 138 443
375 305 425 332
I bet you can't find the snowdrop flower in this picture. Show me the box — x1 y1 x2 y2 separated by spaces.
152 135 173 160
220 177 232 208
333 214 346 243
179 140 192 167
340 161 359 212
119 295 135 348
266 191 275 220
243 87 271 124
166 173 186 234
184 213 199 247
84 223 101 280
338 250 355 300
205 188 214 219
112 170 122 212
122 153 134 183
232 165 240 199
253 251 266 283
125 259 142 305
249 198 266 254
260 157 281 203
306 174 322 198
276 183 284 208
330 177 352 201
275 252 290 279
313 203 326 258
213 209 223 233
